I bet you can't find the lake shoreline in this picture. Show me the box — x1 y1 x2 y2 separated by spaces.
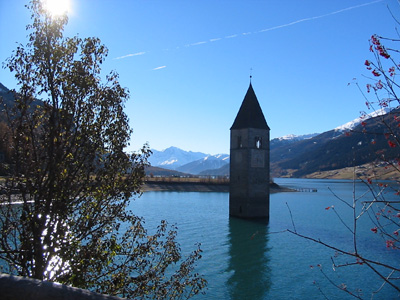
142 181 294 193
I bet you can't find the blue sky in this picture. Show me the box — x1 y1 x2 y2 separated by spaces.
1 0 400 154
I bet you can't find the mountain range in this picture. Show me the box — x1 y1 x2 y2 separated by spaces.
147 133 316 177
148 147 229 175
149 108 399 178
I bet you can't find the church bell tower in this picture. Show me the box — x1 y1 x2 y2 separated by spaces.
229 82 270 219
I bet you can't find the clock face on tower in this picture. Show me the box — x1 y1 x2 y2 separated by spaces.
251 150 265 168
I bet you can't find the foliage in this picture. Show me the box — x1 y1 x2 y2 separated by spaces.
288 28 400 299
0 1 206 298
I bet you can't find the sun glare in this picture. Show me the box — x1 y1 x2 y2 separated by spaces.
42 0 70 17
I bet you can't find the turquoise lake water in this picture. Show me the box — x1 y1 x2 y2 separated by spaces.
131 178 400 299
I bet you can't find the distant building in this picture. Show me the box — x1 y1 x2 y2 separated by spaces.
229 82 270 219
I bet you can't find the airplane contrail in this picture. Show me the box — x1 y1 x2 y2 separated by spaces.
152 66 166 71
257 0 383 33
114 0 384 60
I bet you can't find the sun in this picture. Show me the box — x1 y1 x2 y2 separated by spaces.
42 0 70 17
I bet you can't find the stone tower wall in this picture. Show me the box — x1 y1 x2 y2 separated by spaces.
229 128 270 219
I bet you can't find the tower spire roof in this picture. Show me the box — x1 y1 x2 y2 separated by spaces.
230 83 270 130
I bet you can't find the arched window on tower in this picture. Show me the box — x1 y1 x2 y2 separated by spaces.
238 136 243 148
255 137 262 149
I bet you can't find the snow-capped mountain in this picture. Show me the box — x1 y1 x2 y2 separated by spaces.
334 107 393 132
149 147 229 174
270 107 400 177
277 133 319 141
149 147 209 170
176 154 229 175
270 133 319 149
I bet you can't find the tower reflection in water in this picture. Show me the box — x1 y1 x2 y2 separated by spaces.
227 217 271 300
